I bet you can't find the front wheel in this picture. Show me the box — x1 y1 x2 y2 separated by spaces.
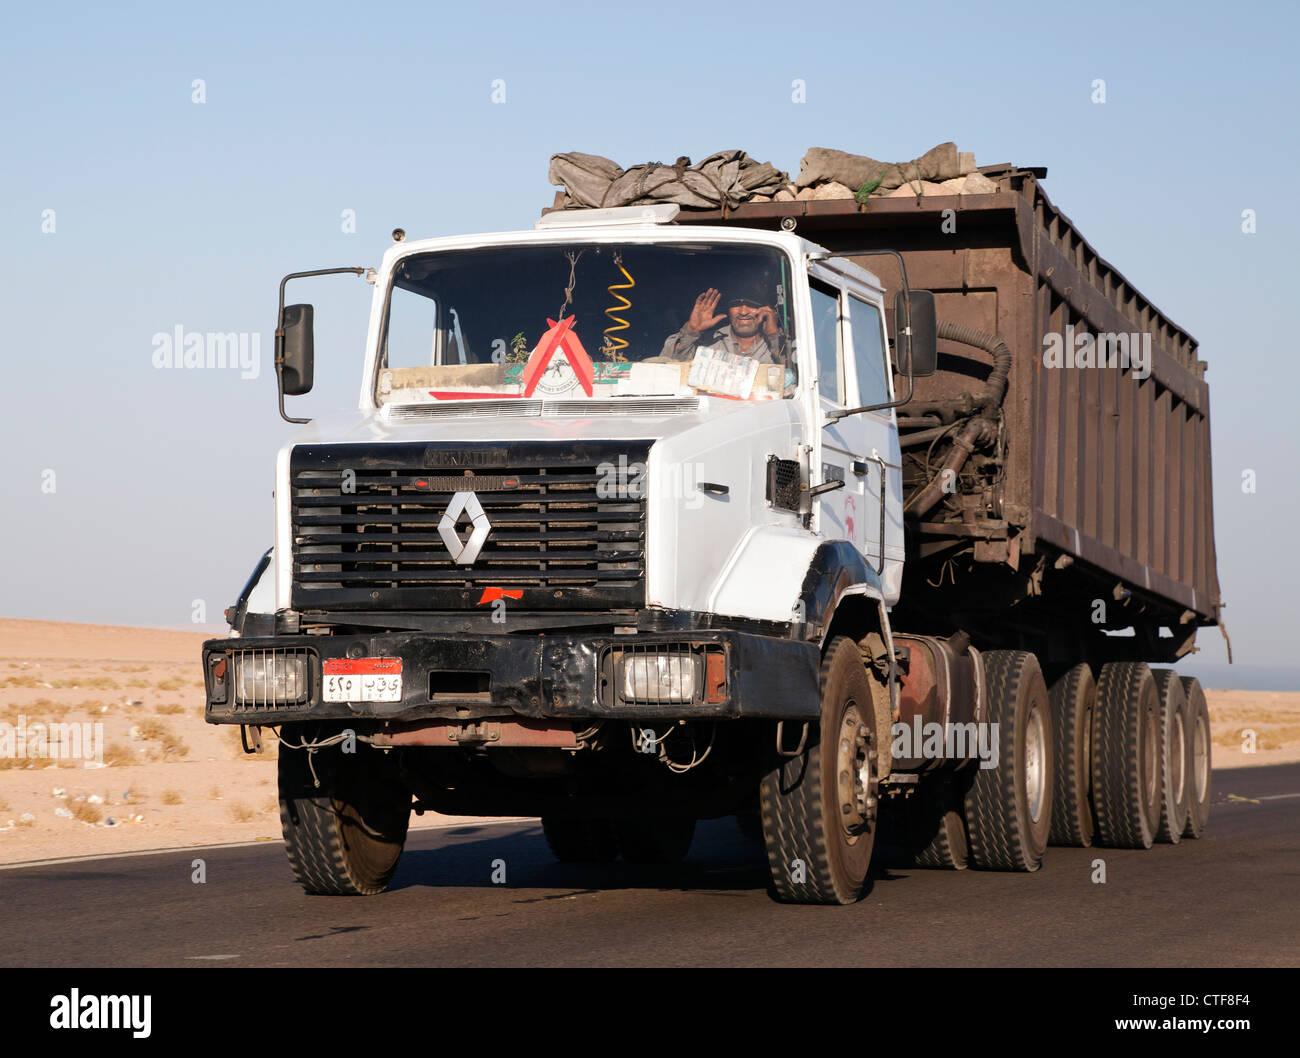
760 636 880 904
278 727 411 895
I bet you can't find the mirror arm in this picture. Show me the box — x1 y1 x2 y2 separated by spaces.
275 267 366 425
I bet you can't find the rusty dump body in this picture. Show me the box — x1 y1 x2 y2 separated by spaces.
679 166 1221 669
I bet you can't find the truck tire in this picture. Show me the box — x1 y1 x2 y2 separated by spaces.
1091 662 1161 849
760 636 879 904
616 818 695 864
278 732 411 896
1048 663 1096 847
1152 669 1191 844
1180 676 1212 838
541 816 619 863
904 773 970 870
964 650 1052 871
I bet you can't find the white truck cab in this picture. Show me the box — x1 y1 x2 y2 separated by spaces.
205 205 984 906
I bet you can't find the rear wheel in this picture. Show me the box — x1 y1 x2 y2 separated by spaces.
964 650 1053 871
1092 662 1161 849
615 817 696 864
278 729 411 895
1048 663 1096 847
1152 669 1191 844
1180 676 1212 838
760 636 880 904
542 816 619 862
903 772 970 870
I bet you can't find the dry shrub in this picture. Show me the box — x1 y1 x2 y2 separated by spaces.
101 742 135 767
134 719 189 759
151 734 189 761
1259 725 1300 749
54 676 119 690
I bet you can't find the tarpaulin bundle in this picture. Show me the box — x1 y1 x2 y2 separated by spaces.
795 143 965 192
546 143 1004 210
547 150 791 211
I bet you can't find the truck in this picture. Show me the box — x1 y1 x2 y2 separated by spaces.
203 161 1220 903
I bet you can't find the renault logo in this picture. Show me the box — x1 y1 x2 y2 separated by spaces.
438 492 492 565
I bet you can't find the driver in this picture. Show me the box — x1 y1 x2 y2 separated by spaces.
660 282 788 364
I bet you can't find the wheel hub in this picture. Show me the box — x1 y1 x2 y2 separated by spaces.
837 704 876 840
1144 706 1159 804
1193 714 1209 799
1171 711 1186 804
1025 703 1046 824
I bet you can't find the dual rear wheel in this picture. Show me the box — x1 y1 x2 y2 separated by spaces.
1050 662 1211 849
897 650 1053 874
761 641 1214 904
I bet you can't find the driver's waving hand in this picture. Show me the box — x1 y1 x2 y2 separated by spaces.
661 282 788 365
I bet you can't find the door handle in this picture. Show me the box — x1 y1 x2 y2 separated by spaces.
870 454 887 575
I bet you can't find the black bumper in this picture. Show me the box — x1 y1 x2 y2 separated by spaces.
202 629 819 725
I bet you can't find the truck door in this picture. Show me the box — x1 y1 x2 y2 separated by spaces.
844 292 902 583
808 277 865 551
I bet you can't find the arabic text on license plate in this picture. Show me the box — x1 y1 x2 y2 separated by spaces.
322 658 403 703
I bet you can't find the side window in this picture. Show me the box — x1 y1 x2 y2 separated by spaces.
848 296 890 409
809 281 842 404
384 285 440 370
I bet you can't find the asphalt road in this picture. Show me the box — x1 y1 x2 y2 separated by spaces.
2 763 1297 967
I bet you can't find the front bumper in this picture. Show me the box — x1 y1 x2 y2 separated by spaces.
202 629 819 725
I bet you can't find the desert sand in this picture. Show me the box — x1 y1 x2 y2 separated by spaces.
1 618 1296 866
0 619 524 865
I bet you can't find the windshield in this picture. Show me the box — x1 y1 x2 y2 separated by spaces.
375 241 798 406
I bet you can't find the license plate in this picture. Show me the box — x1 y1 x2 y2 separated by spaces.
322 658 403 703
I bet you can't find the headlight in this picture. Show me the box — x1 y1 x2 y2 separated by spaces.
621 654 698 703
234 652 308 704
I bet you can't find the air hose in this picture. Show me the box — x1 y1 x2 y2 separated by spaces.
904 321 1012 518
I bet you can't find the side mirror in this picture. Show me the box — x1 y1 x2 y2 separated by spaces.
893 289 937 378
279 303 315 395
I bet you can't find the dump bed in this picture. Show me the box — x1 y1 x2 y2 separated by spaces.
677 167 1220 664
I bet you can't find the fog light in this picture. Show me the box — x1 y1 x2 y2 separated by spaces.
234 653 307 704
621 654 697 703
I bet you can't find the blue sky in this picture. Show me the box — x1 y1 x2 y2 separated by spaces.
1 0 1296 686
